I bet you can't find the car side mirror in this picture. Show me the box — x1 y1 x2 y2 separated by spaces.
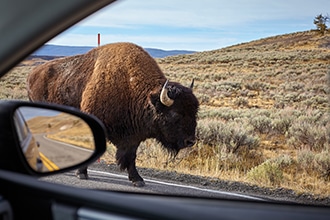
0 101 106 176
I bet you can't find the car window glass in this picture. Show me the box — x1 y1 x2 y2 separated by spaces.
1 0 329 206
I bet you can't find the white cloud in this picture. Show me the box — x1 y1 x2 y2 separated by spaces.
78 0 330 29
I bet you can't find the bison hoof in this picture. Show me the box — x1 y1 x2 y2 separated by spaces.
75 171 88 179
132 180 145 187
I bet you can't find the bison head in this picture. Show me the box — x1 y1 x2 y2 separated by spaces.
150 80 199 155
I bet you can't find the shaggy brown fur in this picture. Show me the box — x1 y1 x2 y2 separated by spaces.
27 42 199 187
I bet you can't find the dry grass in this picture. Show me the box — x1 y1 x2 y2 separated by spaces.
151 31 330 197
1 30 330 198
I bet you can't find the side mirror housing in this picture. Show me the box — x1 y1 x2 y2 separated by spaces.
0 101 107 176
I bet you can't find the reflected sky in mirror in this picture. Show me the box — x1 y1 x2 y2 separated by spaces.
19 106 61 120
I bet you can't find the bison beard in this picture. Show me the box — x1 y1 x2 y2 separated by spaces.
27 42 199 187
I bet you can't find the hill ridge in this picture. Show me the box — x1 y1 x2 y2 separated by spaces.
225 30 330 50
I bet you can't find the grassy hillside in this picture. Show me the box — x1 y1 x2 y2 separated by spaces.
158 30 329 110
1 30 329 198
142 30 330 197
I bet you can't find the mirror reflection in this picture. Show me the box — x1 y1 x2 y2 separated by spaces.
13 107 95 172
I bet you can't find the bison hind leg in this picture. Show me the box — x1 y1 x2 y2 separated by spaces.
116 146 145 187
75 166 88 179
132 180 145 187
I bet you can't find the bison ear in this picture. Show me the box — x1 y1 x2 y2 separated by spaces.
167 85 182 100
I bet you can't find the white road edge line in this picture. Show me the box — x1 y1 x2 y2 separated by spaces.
88 169 265 201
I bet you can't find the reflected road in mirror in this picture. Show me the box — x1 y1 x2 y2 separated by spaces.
14 106 96 172
34 133 93 172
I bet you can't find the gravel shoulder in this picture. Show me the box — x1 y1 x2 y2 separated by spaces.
90 162 330 206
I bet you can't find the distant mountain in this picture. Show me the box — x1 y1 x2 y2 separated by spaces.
144 48 196 58
33 44 196 58
33 45 93 57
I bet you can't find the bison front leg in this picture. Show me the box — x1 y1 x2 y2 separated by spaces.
116 146 145 187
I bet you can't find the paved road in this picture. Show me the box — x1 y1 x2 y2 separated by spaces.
34 134 93 171
40 162 266 201
34 135 267 201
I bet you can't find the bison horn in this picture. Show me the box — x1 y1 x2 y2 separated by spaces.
160 80 174 107
190 79 194 89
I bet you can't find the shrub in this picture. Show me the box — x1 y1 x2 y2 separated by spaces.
272 154 294 168
234 97 249 107
247 160 283 186
270 108 297 134
196 119 259 154
245 81 267 91
196 93 210 104
297 149 330 180
314 150 330 180
250 115 272 134
297 149 315 170
287 119 328 151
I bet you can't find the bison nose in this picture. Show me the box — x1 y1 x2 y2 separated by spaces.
184 138 196 147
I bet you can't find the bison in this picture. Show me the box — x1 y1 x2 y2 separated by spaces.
27 42 199 187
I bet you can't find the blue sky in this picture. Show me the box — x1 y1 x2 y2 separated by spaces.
49 0 329 51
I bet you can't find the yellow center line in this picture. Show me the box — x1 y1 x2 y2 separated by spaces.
39 152 59 171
